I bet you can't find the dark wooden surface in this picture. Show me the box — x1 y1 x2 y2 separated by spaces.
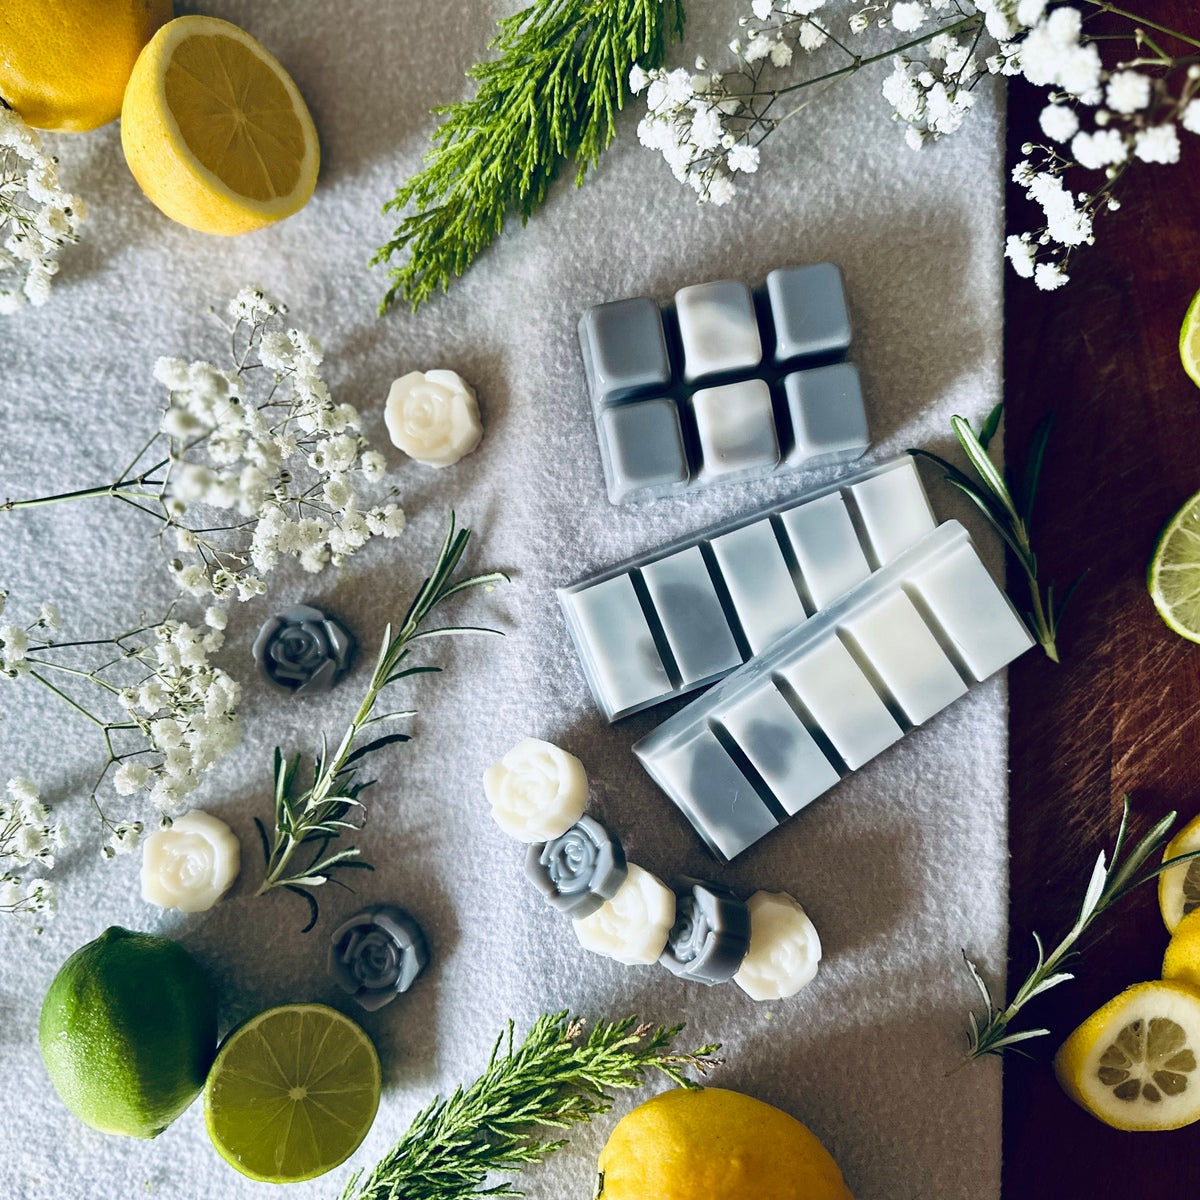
1003 3 1200 1192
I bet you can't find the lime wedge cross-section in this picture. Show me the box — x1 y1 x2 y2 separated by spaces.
203 1003 380 1183
1149 488 1200 642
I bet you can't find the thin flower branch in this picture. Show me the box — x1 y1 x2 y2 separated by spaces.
255 515 507 931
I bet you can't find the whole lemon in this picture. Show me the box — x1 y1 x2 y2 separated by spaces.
596 1087 854 1200
39 926 218 1138
0 0 173 132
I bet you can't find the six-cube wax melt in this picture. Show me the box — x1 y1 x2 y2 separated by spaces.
577 264 869 503
557 455 937 721
633 520 1034 860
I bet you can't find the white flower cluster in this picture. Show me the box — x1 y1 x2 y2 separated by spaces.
0 107 85 315
155 289 405 599
0 777 66 918
0 591 58 678
882 31 979 149
110 612 241 823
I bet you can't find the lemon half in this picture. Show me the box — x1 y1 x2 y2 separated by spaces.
1159 811 1200 933
120 16 319 235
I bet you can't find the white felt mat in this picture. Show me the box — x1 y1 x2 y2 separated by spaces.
0 2 1007 1197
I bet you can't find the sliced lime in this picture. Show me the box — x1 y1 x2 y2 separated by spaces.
203 1003 380 1183
1149 488 1200 642
1181 286 1200 389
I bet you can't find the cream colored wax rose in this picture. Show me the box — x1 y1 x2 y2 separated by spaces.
384 369 483 468
141 810 241 913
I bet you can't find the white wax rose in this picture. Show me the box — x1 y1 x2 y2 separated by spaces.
483 738 588 842
573 864 675 965
733 890 822 1001
384 369 483 468
140 810 241 913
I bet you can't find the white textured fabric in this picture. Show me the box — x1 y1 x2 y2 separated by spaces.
0 3 1007 1197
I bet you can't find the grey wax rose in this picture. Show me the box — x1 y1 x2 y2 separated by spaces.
525 815 627 917
328 904 429 1012
660 878 751 986
252 603 355 695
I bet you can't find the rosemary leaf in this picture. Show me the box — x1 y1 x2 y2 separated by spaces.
255 515 507 929
340 1011 721 1200
962 797 1200 1063
372 0 686 312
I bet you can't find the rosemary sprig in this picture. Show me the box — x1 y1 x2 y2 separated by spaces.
963 797 1200 1062
372 0 685 312
910 404 1078 663
254 515 506 930
340 1011 722 1200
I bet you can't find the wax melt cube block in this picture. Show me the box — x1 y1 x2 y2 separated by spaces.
578 296 671 402
784 364 869 467
675 280 762 380
598 399 689 502
557 456 939 722
766 263 852 362
660 879 751 986
692 379 780 480
634 521 1032 860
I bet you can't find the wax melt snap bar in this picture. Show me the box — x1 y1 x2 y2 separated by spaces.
578 264 867 503
557 455 937 722
633 520 1034 860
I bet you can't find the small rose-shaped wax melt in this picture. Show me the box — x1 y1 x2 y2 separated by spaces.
384 370 483 468
141 810 241 913
733 890 822 1001
252 604 355 696
525 816 627 917
573 863 676 966
660 878 751 986
483 738 588 842
328 904 429 1012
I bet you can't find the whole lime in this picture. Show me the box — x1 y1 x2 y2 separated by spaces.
38 926 217 1138
596 1087 853 1200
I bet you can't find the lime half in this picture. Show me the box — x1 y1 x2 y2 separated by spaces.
1181 287 1200 389
1149 488 1200 642
203 1003 381 1183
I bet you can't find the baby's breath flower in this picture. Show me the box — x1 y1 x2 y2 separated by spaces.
0 777 63 917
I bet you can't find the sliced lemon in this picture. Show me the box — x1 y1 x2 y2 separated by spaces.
120 15 319 235
1163 908 1200 991
1055 980 1200 1131
1159 812 1200 933
1148 489 1200 643
1181 287 1200 389
203 1003 380 1183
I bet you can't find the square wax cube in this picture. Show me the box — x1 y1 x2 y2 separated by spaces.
779 493 872 610
776 635 903 770
709 520 807 655
578 297 671 402
598 399 689 503
784 363 869 466
766 263 852 362
559 574 673 721
692 379 780 480
640 546 742 686
643 725 780 860
838 590 967 726
719 685 840 815
847 458 937 566
675 280 762 381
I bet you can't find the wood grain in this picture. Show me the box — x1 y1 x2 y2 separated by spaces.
1003 3 1200 1191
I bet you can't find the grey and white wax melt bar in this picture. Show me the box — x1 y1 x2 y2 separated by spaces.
578 265 867 504
557 455 936 722
632 520 1034 861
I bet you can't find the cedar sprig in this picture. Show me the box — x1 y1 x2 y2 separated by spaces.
255 514 506 930
372 0 686 313
340 1011 722 1200
962 797 1200 1062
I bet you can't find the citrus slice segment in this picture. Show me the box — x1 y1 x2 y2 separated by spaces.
1159 812 1200 933
1148 489 1200 643
1054 980 1200 1131
203 1003 380 1182
120 15 319 235
1181 287 1200 389
1163 908 1200 991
